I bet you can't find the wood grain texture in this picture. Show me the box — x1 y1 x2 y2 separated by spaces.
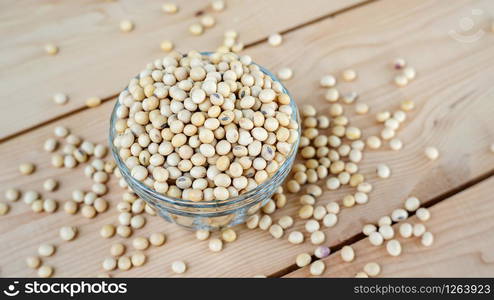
0 0 366 140
286 176 494 277
1 0 494 277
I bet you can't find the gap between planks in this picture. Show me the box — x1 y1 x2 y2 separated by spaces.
0 0 379 145
271 168 494 278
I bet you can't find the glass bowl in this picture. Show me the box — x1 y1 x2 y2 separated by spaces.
109 58 300 231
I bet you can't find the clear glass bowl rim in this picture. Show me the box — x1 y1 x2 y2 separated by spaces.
109 52 300 209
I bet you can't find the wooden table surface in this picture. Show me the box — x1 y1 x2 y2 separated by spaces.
1 0 494 277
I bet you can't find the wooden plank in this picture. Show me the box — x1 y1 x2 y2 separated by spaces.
0 100 298 278
0 0 366 140
242 0 494 246
1 0 494 277
286 176 494 277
